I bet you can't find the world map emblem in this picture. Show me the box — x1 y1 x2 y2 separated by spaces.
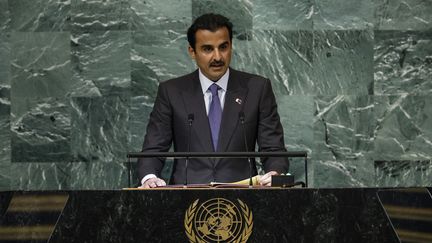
184 198 253 243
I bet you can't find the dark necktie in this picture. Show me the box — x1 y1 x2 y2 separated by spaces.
208 83 222 151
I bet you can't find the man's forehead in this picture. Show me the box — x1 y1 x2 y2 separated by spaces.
198 40 230 47
195 28 231 45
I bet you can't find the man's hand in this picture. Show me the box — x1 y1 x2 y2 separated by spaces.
139 177 166 188
258 171 279 186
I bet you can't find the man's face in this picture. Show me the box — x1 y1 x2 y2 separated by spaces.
188 27 232 81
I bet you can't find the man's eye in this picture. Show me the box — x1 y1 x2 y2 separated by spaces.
202 47 212 52
220 45 227 50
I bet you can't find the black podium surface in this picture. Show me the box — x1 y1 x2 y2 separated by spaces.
1 188 431 243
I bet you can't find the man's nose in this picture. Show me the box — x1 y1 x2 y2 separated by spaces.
213 49 222 60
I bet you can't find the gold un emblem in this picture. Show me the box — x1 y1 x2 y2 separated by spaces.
184 198 253 243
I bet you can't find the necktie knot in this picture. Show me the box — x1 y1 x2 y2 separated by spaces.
209 83 220 97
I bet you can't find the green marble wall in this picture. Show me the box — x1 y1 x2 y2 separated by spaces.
0 0 431 190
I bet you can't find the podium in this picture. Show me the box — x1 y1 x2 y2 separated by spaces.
0 188 418 243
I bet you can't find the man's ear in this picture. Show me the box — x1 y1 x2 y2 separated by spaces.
188 45 196 59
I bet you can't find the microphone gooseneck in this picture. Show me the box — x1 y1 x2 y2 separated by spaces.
184 114 194 187
239 112 253 187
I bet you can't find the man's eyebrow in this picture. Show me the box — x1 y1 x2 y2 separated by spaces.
200 44 213 49
219 41 229 46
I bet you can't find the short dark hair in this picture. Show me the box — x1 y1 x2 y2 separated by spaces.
187 13 233 50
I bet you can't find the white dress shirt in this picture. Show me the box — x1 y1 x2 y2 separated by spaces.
199 68 229 114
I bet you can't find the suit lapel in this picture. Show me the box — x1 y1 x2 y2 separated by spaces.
180 71 214 152
217 69 248 153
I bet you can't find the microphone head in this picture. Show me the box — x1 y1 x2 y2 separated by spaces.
188 114 194 122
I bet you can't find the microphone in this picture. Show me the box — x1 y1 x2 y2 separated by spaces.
239 111 253 187
184 114 194 187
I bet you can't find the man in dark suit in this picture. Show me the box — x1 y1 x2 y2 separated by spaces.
138 13 288 188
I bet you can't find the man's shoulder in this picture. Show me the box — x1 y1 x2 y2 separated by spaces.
159 71 198 92
163 70 197 84
230 68 269 84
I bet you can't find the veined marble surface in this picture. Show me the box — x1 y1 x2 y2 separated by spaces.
314 0 374 30
374 95 432 160
71 0 129 31
71 30 131 97
375 30 432 94
0 0 431 189
10 32 73 98
0 31 11 190
8 0 70 32
11 97 71 162
70 96 129 163
0 0 9 32
253 0 313 30
374 0 432 30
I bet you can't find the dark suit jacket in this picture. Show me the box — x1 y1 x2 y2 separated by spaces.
137 68 288 184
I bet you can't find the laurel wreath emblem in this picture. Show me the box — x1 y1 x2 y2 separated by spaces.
184 199 202 243
184 199 253 243
234 199 253 243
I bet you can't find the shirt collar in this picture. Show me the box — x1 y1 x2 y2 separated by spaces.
199 68 229 94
